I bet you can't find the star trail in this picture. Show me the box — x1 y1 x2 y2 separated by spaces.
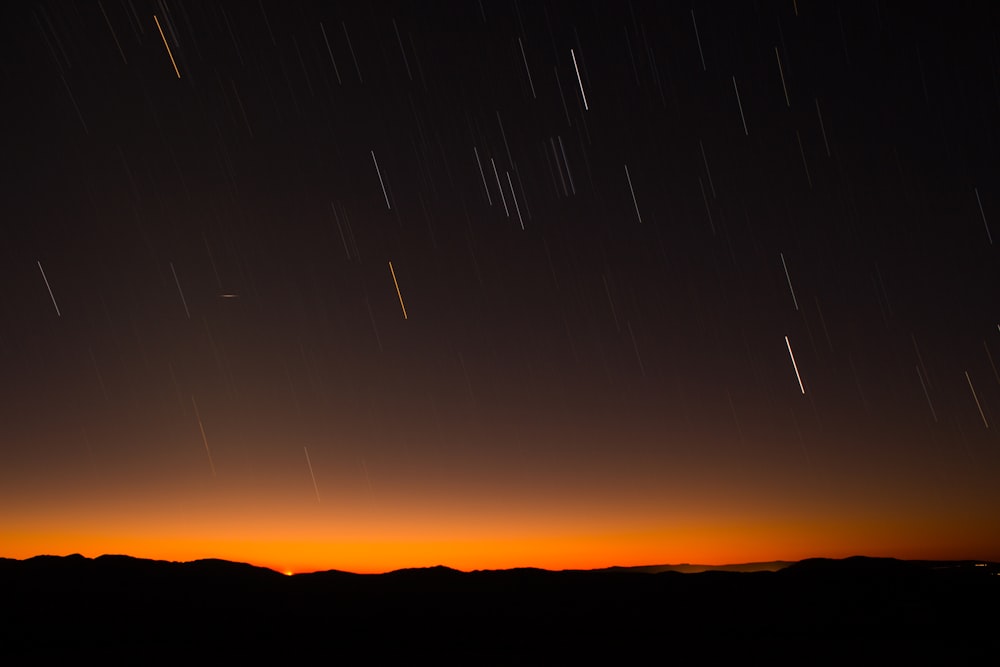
1 1 998 574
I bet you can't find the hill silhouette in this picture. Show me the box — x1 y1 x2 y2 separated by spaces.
2 554 997 662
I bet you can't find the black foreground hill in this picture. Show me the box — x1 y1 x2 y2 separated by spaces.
2 555 998 662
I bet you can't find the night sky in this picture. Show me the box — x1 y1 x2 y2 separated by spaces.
3 1 999 574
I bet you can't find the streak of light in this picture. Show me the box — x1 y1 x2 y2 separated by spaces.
780 252 799 310
985 340 1000 385
625 26 639 85
408 33 428 92
733 76 748 135
222 8 244 66
627 321 645 376
815 98 831 157
570 48 589 110
123 1 143 39
258 0 276 45
624 164 642 223
319 22 342 85
169 262 190 319
473 147 492 205
203 232 223 290
785 335 805 394
392 18 412 81
371 151 391 209
191 395 216 477
506 171 525 229
332 202 350 258
775 47 789 106
975 187 993 245
698 177 715 235
912 333 931 388
496 111 514 168
917 366 937 422
691 10 706 71
795 130 812 189
304 447 320 502
389 261 407 320
549 137 568 196
699 139 716 198
557 136 575 195
513 167 533 221
98 0 127 64
965 371 989 429
37 261 61 316
58 72 88 134
153 15 180 78
518 37 536 99
491 158 509 216
343 22 363 83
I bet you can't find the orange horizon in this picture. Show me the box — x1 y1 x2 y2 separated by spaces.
6 520 997 575
5 431 998 575
6 545 997 576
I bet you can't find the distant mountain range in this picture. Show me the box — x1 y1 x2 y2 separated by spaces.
3 554 997 662
2 553 798 576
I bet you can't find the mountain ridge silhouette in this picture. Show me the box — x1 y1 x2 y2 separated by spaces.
3 553 997 661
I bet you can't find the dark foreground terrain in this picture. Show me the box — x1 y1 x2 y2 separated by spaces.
2 555 998 663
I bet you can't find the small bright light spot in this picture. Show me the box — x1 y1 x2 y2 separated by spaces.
283 570 293 576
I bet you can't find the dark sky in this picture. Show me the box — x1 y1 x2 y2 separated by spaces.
2 1 999 573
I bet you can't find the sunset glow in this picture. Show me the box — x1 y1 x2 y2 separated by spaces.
3 2 999 574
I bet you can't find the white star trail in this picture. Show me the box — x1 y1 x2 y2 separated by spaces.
965 371 989 429
780 253 799 311
474 146 492 205
518 37 536 99
37 261 61 317
570 48 589 110
304 446 320 502
624 164 641 223
191 395 216 477
691 10 706 71
170 262 190 319
775 47 789 106
785 335 805 394
975 187 993 245
372 150 391 210
733 76 748 135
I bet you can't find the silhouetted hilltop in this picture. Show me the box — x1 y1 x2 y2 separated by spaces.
782 555 917 574
3 554 998 662
595 560 793 573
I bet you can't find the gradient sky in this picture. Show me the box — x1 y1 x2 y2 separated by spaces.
2 1 999 574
